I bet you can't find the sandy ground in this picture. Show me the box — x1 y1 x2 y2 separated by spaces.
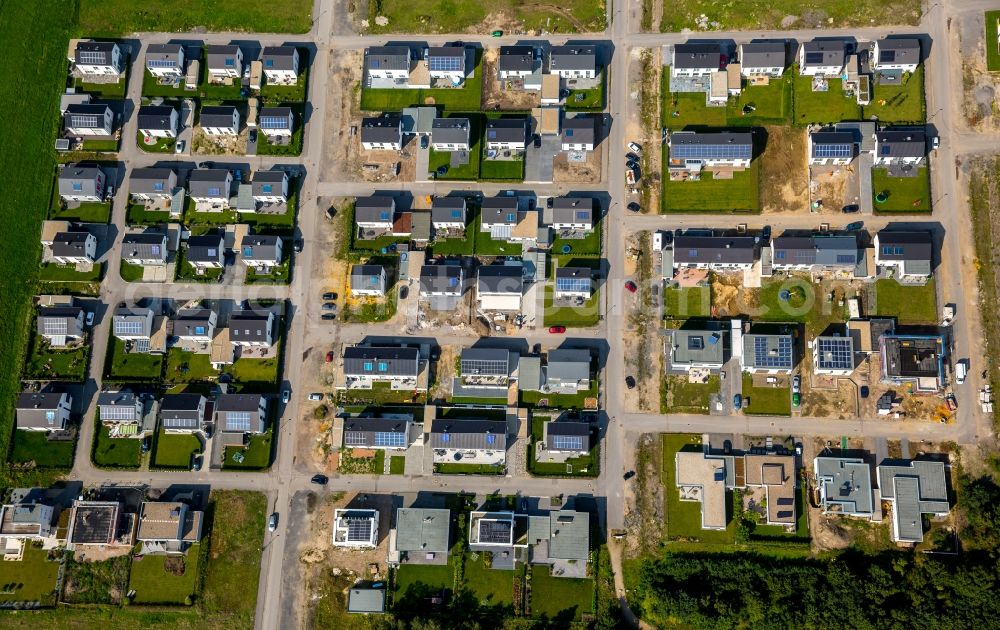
623 233 660 412
958 11 1000 131
623 433 664 559
554 128 603 183
192 129 247 155
630 48 662 213
761 127 809 213
810 164 855 213
481 48 541 111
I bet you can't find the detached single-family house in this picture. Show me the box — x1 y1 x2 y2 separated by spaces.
129 167 177 201
739 41 786 77
350 264 388 297
671 234 757 270
877 460 949 543
185 234 225 270
259 107 294 140
420 265 464 297
481 197 519 234
561 116 596 152
145 43 185 79
355 196 396 230
159 394 206 433
215 393 268 435
429 418 508 461
542 420 591 455
16 392 72 431
671 43 723 78
342 345 421 389
251 170 289 205
51 231 97 265
229 310 276 348
874 230 933 280
137 105 179 138
769 235 862 274
551 197 594 231
431 118 471 151
880 334 945 392
361 115 403 151
333 509 379 548
814 457 874 519
343 416 414 450
37 306 85 346
546 349 592 392
59 164 105 202
0 502 56 544
240 234 282 272
872 38 921 73
808 130 857 165
549 45 598 79
122 231 168 265
498 46 535 79
261 46 300 83
113 306 155 342
668 328 726 372
554 267 592 299
668 131 753 172
813 335 857 376
136 501 203 553
477 264 523 311
74 41 123 76
206 45 244 79
173 308 217 343
66 500 135 550
485 118 527 151
426 46 466 83
365 46 411 80
459 348 513 387
798 40 847 76
64 103 114 136
97 391 144 427
431 197 467 229
199 106 240 136
389 507 450 565
188 169 233 207
742 332 795 374
874 130 926 166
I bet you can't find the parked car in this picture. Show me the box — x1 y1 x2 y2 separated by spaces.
249 129 257 143
548 325 566 334
399 286 408 299
105 185 114 200
322 302 336 310
627 202 641 212
625 375 636 389
308 393 323 401
792 375 801 393
294 239 303 253
625 280 637 293
860 385 870 398
322 292 337 300
733 394 742 409
626 152 640 163
281 390 290 404
325 351 335 363
946 393 958 410
321 313 336 321
623 470 636 481
85 311 95 326
842 204 859 213
311 474 329 485
268 512 278 532
742 397 750 409
792 392 801 407
846 221 864 231
191 455 202 472
420 136 429 149
533 134 541 148
198 161 213 169
627 141 642 154
175 140 184 154
931 136 940 150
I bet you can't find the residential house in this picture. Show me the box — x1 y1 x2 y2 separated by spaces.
96 391 144 430
251 170 289 205
808 129 857 165
0 502 56 550
798 40 847 76
485 118 527 151
561 116 596 152
419 265 464 297
259 107 294 141
431 197 467 229
431 118 471 151
873 230 933 280
159 393 206 433
459 347 514 388
185 234 225 270
528 510 591 575
739 41 787 77
188 169 233 207
342 345 421 390
814 457 875 519
667 131 753 172
350 264 387 297
429 418 508 461
240 234 283 272
874 129 926 166
671 234 757 270
668 327 726 372
545 349 591 393
426 46 466 83
215 393 268 435
477 264 523 311
199 105 241 136
74 41 123 75
129 167 177 201
360 115 403 151
122 232 168 266
498 46 536 79
355 196 396 230
261 46 300 83
205 45 244 79
136 501 203 553
37 306 85 346
674 451 734 530
229 310 276 348
769 235 862 275
872 38 921 73
671 43 723 78
51 231 97 265
364 46 411 80
63 103 114 136
145 43 185 79
542 420 591 455
389 507 450 565
332 509 379 548
480 197 519 236
813 335 858 376
880 333 945 392
877 460 949 543
173 308 217 343
549 45 598 79
16 392 72 431
343 416 413 450
59 164 105 202
66 500 135 550
554 267 592 299
113 306 155 342
550 197 594 231
137 105 179 138
742 332 795 374
742 454 799 527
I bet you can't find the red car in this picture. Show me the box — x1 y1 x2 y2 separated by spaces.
548 326 566 334
625 281 637 293
325 351 335 363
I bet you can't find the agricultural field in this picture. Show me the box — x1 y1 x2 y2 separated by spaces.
363 0 605 34
79 0 313 35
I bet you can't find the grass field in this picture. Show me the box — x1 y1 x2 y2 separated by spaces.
479 157 525 181
661 374 719 414
659 1 920 32
427 229 475 256
10 431 75 468
434 462 503 474
755 278 846 336
793 75 862 125
23 334 89 380
661 433 735 542
988 11 1000 72
551 221 602 256
364 0 604 34
201 491 267 627
661 70 728 130
527 416 599 476
227 356 280 388
662 161 761 213
565 72 606 112
389 455 406 474
119 260 145 282
0 545 60 606
463 554 515 606
742 374 791 416
49 196 112 223
662 69 792 129
862 66 926 124
223 429 273 470
128 548 201 604
361 51 483 112
255 105 304 156
153 430 201 468
543 285 601 327
80 0 313 35
92 422 141 468
530 565 594 620
664 286 711 318
126 203 173 225
871 167 932 213
38 262 104 282
394 562 455 609
260 50 309 102
106 337 163 380
141 70 192 98
165 348 217 383
62 556 131 605
874 278 938 324
521 369 599 412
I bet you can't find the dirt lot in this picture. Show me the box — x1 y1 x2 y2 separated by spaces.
761 126 809 213
809 162 862 214
958 11 1000 131
632 48 662 213
624 233 660 412
554 123 603 183
192 128 247 155
623 433 665 559
481 48 540 111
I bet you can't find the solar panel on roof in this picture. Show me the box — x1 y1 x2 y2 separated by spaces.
42 319 69 335
556 277 590 292
479 520 512 544
226 411 252 431
115 319 144 336
575 211 589 220
880 50 896 63
463 358 507 375
813 143 852 158
260 116 288 129
374 432 406 447
753 336 793 368
148 59 176 68
429 55 463 72
805 52 825 64
672 143 751 160
818 338 854 370
100 404 135 421
79 50 107 64
346 518 373 542
71 114 101 127
552 435 584 450
344 431 367 446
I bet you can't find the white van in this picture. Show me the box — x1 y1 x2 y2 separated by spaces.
956 360 968 385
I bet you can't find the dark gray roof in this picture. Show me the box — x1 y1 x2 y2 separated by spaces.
206 45 241 69
97 391 140 422
550 45 597 71
76 41 116 64
673 235 757 264
261 46 297 71
460 348 512 376
673 43 722 70
351 264 386 289
478 265 522 293
215 393 263 413
137 105 175 131
344 346 420 377
343 417 412 448
740 41 786 68
876 230 932 261
146 43 183 66
361 116 402 143
186 234 224 262
481 197 519 216
251 170 287 196
259 107 293 129
801 40 846 67
431 197 466 224
64 103 111 130
229 311 274 344
123 232 167 260
51 231 94 258
355 196 395 224
420 265 463 293
551 197 593 225
199 106 238 129
432 118 470 145
547 349 591 381
160 393 204 428
97 391 138 408
876 130 925 158
544 420 591 453
428 46 464 58
59 165 102 197
16 392 69 429
366 46 410 71
562 116 595 145
188 169 231 198
485 118 526 143
670 131 753 159
241 234 281 261
876 38 920 66
771 235 859 266
130 167 175 195
810 131 856 158
174 308 215 336
499 46 534 72
429 419 508 450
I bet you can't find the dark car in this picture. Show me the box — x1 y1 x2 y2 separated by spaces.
198 161 214 169
311 474 329 485
399 286 408 299
533 134 541 148
846 221 864 231
623 470 636 481
294 239 303 253
733 394 742 409
627 202 641 212
321 313 337 321
420 136 429 149
860 385 870 398
322 302 336 311
322 292 337 300
626 152 640 163
842 204 859 213
249 129 257 143
436 165 448 176
625 375 636 389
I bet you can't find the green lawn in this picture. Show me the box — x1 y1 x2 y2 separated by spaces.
389 455 406 474
872 167 932 213
659 0 920 31
874 278 938 324
427 228 475 256
862 66 925 124
119 260 145 282
365 0 604 34
793 74 862 125
462 554 515 606
662 160 761 213
175 252 224 283
80 0 313 34
183 201 239 225
165 348 217 383
141 70 191 98
428 116 482 181
530 565 594 620
201 491 267 627
543 284 600 327
527 416 599 476
74 76 127 99
38 262 103 282
10 431 75 468
551 221 602 256
479 157 525 181
360 51 483 112
521 364 599 411
153 429 202 468
49 201 112 223
434 462 504 474
755 278 847 336
128 548 201 604
227 356 280 388
337 381 425 406
474 230 522 256
126 203 173 225
664 286 711 318
246 260 291 285
255 105 304 156
988 11 1000 72
742 374 792 416
136 132 176 153
260 50 309 103
662 68 792 129
394 562 455 610
92 423 142 468
223 429 273 470
565 72 606 112
661 433 736 543
661 375 720 414
0 545 60 606
106 337 163 380
661 69 727 130
23 333 89 380
82 138 120 152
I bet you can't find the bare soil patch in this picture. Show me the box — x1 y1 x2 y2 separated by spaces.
481 48 540 111
761 126 808 213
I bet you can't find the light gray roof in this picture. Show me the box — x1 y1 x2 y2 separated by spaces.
394 507 450 553
671 328 725 365
113 307 153 337
229 311 274 344
361 116 402 143
241 234 281 262
205 45 241 69
216 394 265 432
815 457 874 515
36 307 84 342
551 197 594 225
518 356 542 390
562 116 595 145
801 40 846 67
420 265 462 293
347 588 385 614
343 346 419 377
460 347 512 376
366 46 410 71
130 167 175 196
740 41 786 68
499 46 534 72
431 197 467 225
771 235 859 266
199 106 238 129
51 231 94 258
673 43 722 70
431 118 470 145
673 235 757 264
59 165 102 198
160 393 204 429
878 460 948 542
477 265 522 293
186 234 224 262
550 45 597 71
188 169 231 198
547 349 591 381
137 105 175 131
876 130 925 158
146 43 183 67
875 38 920 66
485 118 526 143
123 231 167 260
251 170 287 196
429 419 507 450
547 510 590 560
261 46 297 71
